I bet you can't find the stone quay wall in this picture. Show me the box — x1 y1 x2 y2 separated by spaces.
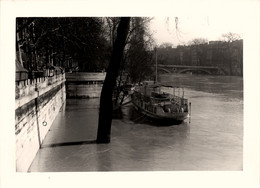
65 72 106 98
15 73 66 172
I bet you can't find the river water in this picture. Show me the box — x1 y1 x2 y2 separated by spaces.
29 74 243 171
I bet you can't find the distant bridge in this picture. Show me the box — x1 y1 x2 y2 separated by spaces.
155 64 226 75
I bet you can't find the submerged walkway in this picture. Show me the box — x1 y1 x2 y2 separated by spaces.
28 98 192 172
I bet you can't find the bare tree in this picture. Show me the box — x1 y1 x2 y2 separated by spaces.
159 42 173 48
96 17 131 144
189 38 208 45
113 17 154 105
221 32 241 42
188 38 208 66
124 17 154 83
221 32 242 75
103 17 120 47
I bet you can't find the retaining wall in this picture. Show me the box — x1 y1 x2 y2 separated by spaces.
65 72 106 98
15 74 66 172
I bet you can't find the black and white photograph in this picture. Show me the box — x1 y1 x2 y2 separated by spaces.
1 0 259 188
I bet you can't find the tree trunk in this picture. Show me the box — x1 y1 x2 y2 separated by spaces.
96 17 130 143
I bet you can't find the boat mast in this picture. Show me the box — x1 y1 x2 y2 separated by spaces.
155 47 157 83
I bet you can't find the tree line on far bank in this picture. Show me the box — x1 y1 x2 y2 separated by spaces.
156 33 243 76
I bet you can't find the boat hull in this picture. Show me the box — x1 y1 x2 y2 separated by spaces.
132 99 188 123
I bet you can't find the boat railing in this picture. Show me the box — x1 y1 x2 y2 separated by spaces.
151 97 171 105
134 88 188 106
150 95 187 106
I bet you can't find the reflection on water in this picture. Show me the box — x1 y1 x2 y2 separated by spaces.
29 74 243 171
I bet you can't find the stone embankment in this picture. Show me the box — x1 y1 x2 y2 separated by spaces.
15 73 66 172
65 72 106 98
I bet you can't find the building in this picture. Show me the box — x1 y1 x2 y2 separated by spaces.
156 40 243 76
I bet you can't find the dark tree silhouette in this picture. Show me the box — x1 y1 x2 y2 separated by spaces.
96 17 131 143
16 17 110 73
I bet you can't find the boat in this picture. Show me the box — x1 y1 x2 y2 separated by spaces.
131 81 190 123
131 47 190 123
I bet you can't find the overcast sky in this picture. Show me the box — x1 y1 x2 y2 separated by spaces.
4 0 249 48
149 15 244 47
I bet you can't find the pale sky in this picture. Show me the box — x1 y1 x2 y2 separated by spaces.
149 15 245 46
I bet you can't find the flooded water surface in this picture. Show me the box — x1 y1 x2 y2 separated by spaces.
29 74 243 171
